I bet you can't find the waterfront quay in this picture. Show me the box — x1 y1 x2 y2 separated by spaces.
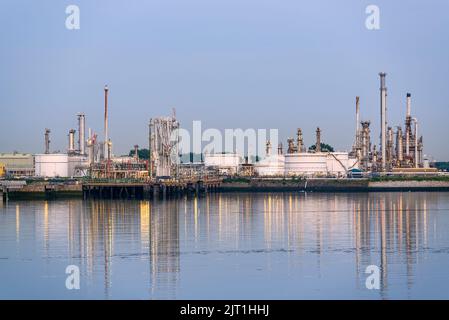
82 179 222 200
3 176 449 202
1 178 222 201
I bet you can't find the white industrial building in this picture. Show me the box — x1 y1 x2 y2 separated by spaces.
35 154 88 178
204 153 241 175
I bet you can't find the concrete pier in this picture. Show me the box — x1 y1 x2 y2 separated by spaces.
81 179 222 200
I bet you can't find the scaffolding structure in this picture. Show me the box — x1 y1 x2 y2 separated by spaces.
149 113 180 178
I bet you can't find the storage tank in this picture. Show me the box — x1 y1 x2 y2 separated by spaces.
326 152 350 176
255 155 285 176
35 154 69 177
284 153 327 176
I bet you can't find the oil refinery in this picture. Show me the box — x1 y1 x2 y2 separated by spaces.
0 72 440 185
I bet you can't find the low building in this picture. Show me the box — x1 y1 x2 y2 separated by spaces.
0 153 34 177
204 153 241 175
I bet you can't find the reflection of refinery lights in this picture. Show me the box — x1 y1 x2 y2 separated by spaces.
44 201 49 249
140 201 150 250
194 196 198 241
15 204 20 241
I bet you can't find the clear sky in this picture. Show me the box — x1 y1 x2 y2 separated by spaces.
1 0 448 160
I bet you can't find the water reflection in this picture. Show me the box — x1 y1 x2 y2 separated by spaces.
1 192 447 299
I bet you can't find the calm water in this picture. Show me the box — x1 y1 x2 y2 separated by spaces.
1 192 449 299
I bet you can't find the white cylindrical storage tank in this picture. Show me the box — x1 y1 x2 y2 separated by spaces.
326 152 349 176
35 154 69 177
255 155 285 176
284 153 327 176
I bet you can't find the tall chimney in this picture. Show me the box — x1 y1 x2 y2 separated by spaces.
315 127 321 153
44 129 51 154
379 72 387 171
406 93 411 118
104 85 109 159
405 93 412 157
68 129 76 154
355 96 360 139
77 113 85 155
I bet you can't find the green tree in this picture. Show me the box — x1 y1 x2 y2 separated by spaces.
308 143 334 152
128 148 149 159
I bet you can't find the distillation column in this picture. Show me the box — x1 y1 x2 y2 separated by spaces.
361 121 371 170
405 93 412 158
297 128 304 153
315 127 321 153
44 129 51 154
413 118 419 168
396 126 403 164
379 72 387 171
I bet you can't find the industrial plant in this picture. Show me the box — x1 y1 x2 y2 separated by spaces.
0 73 439 187
254 73 434 177
349 73 428 173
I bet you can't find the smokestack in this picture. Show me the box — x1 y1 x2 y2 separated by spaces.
68 129 76 154
379 72 387 171
406 93 411 118
104 85 109 159
77 113 85 155
355 96 360 137
413 118 419 168
315 127 321 152
44 129 51 154
134 145 139 160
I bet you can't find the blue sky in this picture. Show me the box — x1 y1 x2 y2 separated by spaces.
1 0 448 159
